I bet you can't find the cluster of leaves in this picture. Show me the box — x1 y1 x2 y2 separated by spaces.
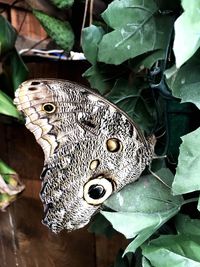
80 0 200 265
0 14 27 209
0 15 27 120
31 0 200 264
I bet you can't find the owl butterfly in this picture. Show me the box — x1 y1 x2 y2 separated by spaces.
14 79 155 233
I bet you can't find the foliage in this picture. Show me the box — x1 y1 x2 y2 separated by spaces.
172 127 200 196
0 15 16 55
0 90 22 119
0 15 27 119
80 0 200 265
50 0 74 9
33 10 74 51
0 160 25 211
142 214 200 266
103 168 183 254
25 0 200 264
0 14 27 208
173 0 200 68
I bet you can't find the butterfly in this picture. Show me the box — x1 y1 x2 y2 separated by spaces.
14 79 155 233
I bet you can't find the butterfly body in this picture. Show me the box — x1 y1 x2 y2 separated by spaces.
14 79 155 233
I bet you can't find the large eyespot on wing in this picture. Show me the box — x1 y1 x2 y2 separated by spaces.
83 176 115 205
106 138 122 152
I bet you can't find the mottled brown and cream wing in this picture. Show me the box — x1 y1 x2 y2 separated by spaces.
14 79 155 233
14 80 58 160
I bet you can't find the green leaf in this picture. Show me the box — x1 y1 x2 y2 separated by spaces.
2 49 28 91
0 15 17 56
0 159 16 179
131 49 165 72
0 192 16 211
172 127 200 195
166 50 200 109
105 168 182 212
33 10 74 51
50 0 74 8
0 90 22 119
173 0 200 68
175 214 200 236
142 257 153 267
142 234 200 267
82 25 105 64
164 64 177 79
106 78 156 133
0 159 23 185
0 159 24 188
101 168 183 253
0 160 25 209
83 64 122 95
98 0 173 65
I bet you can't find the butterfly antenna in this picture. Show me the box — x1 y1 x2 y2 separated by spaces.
152 154 167 160
81 0 94 45
89 0 94 25
155 130 166 139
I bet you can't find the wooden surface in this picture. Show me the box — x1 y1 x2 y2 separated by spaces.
11 8 48 50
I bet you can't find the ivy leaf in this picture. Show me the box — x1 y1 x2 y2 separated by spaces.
175 214 200 236
173 0 200 68
101 168 183 254
142 234 200 267
33 10 74 51
82 25 105 64
83 64 125 95
98 0 173 65
0 90 22 120
0 15 17 56
142 257 153 267
172 127 200 195
166 50 200 109
107 78 156 134
83 65 114 95
131 49 165 72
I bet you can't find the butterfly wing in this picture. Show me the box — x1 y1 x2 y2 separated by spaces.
14 79 155 233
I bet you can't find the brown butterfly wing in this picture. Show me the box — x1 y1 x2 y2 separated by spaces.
14 79 155 233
